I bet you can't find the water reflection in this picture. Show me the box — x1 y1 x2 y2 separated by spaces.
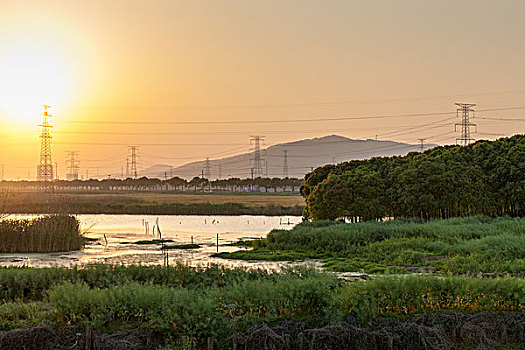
0 214 302 268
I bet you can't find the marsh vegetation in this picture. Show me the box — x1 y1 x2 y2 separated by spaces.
0 265 523 349
216 216 525 276
0 215 83 253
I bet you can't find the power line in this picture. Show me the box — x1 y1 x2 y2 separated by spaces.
476 117 525 122
372 116 456 139
51 125 434 136
54 142 245 146
58 106 525 126
59 111 456 125
63 88 525 110
140 145 248 160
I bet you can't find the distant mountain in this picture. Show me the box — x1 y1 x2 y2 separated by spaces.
139 135 436 180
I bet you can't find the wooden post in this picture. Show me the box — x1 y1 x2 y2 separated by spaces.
216 233 219 252
297 332 304 350
207 337 213 350
84 326 91 350
84 326 97 350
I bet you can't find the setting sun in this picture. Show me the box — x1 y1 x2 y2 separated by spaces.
0 40 73 124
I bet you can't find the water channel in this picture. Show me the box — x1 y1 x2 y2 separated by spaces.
0 214 303 268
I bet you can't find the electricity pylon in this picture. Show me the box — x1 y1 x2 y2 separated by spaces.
66 151 80 181
204 157 211 179
250 136 265 178
37 105 54 182
128 146 139 179
418 139 426 153
283 150 289 178
455 103 477 146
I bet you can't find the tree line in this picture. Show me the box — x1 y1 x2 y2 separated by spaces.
301 134 524 221
0 176 303 193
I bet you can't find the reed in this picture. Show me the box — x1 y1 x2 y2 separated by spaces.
0 215 83 253
219 216 525 275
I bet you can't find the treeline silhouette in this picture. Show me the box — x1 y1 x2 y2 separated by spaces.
0 176 303 193
301 134 524 221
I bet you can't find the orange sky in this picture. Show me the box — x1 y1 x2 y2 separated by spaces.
0 0 524 179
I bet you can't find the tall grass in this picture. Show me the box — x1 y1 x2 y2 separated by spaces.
0 264 320 302
334 275 525 320
223 216 525 275
42 274 525 337
0 215 83 253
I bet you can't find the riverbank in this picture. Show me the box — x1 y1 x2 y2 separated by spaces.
0 191 305 216
0 265 523 349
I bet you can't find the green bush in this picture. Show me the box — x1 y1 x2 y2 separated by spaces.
333 275 525 320
47 273 339 338
0 266 524 345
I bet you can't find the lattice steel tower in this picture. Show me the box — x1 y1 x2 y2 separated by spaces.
128 146 139 179
455 103 477 146
66 151 80 181
418 139 426 153
37 105 54 181
204 157 211 179
283 150 289 178
250 136 265 178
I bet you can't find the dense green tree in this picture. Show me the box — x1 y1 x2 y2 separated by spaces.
302 135 524 220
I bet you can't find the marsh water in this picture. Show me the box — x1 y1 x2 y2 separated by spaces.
0 214 302 268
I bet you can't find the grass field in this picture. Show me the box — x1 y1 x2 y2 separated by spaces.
59 191 305 207
1 191 305 216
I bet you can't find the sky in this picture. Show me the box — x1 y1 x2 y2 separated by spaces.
0 0 524 179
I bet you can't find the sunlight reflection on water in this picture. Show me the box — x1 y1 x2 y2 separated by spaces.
0 214 302 269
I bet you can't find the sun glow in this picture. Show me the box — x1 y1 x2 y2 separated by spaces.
0 40 74 124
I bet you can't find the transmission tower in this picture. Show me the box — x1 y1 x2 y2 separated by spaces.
250 135 265 178
283 150 289 178
128 146 139 179
37 105 54 182
218 164 222 180
455 103 477 146
204 157 211 179
418 139 426 153
66 151 80 181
